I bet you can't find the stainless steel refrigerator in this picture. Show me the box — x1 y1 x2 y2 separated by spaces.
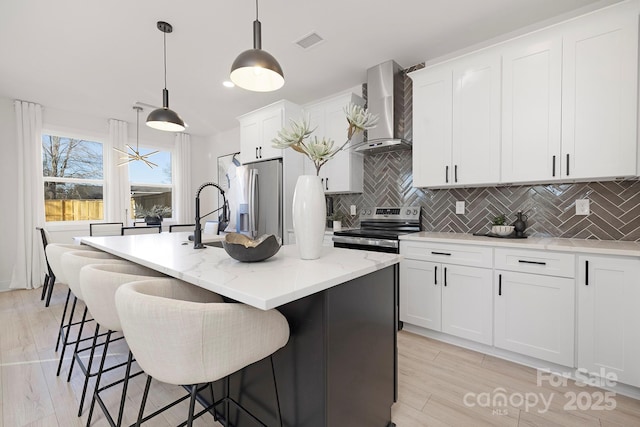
222 158 283 239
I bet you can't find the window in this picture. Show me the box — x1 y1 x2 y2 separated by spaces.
129 147 173 221
42 134 104 222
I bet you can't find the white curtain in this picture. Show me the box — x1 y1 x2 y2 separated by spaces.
174 133 193 224
105 119 130 224
11 101 44 289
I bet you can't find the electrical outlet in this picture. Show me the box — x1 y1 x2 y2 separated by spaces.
456 201 465 215
576 199 590 216
350 205 357 216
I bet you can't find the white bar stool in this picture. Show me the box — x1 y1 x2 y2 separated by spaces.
79 263 167 426
115 278 290 427
59 250 129 403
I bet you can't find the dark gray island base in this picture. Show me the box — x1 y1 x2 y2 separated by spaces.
203 265 398 427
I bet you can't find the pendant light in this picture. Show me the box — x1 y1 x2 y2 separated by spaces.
146 21 186 132
230 0 284 92
115 106 159 168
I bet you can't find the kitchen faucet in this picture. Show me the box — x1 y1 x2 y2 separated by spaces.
193 182 228 249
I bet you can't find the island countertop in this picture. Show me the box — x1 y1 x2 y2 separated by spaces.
81 232 401 310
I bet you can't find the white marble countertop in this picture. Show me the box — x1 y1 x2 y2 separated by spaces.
400 232 640 257
81 232 401 310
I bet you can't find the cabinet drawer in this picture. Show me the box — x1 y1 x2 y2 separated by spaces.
401 241 492 268
495 248 575 278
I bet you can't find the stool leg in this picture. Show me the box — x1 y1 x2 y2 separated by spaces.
40 273 49 300
136 376 153 427
78 323 100 416
270 356 283 427
67 306 89 382
86 330 112 427
45 274 56 307
209 382 217 421
187 384 198 427
56 289 72 351
116 350 135 427
57 295 78 376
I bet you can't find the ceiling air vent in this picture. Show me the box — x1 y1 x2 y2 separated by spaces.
295 32 324 49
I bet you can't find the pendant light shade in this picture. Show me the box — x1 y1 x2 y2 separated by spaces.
147 21 186 132
230 1 284 92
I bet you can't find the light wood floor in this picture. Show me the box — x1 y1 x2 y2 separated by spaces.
2 285 640 427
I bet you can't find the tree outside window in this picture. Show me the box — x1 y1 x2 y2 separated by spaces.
129 148 173 221
42 134 104 222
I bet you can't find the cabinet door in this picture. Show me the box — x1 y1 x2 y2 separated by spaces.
240 119 260 164
451 51 501 186
400 259 441 330
260 108 285 161
410 66 452 187
577 256 640 387
561 8 638 180
494 270 575 366
501 34 562 183
441 264 493 345
322 100 361 193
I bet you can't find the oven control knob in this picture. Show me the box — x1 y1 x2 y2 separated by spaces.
366 209 371 215
406 209 411 215
413 209 418 215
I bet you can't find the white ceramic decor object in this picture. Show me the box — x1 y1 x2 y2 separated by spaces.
292 175 326 260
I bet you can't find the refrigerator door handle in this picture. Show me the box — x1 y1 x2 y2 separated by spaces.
249 170 259 238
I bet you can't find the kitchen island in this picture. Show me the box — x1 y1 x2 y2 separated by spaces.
81 232 401 427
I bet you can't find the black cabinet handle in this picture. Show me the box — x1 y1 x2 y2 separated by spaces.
434 266 438 285
255 147 259 159
445 166 449 183
454 165 458 183
585 260 589 286
444 267 447 287
518 260 547 266
431 251 451 256
321 178 324 187
325 178 329 191
259 146 262 158
566 154 570 176
552 155 556 177
498 274 502 296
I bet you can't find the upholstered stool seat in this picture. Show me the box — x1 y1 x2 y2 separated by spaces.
79 263 167 426
115 278 289 426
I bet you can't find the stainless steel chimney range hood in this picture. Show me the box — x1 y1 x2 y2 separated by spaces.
355 60 412 154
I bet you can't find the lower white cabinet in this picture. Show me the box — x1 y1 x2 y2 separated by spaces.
494 270 575 366
400 243 493 345
577 255 640 388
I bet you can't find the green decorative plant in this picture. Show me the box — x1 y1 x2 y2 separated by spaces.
328 211 346 222
272 103 378 176
492 214 507 226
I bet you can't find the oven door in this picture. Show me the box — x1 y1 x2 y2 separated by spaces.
332 235 399 253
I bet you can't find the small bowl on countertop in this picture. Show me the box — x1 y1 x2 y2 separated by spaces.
222 233 281 262
491 225 515 236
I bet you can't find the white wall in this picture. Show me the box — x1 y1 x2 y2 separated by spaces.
0 97 19 290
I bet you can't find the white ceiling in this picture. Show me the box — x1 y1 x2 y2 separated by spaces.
0 0 620 137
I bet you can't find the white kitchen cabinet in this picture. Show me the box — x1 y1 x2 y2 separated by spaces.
577 255 640 387
561 5 638 181
501 32 562 183
238 100 302 164
303 92 364 193
410 49 501 188
400 242 493 345
494 248 575 366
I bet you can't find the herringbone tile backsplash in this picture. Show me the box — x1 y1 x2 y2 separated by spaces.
331 150 640 241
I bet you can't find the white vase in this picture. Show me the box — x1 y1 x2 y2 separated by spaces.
333 220 342 232
292 175 326 260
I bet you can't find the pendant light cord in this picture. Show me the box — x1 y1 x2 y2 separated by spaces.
135 107 140 151
255 0 259 20
163 30 167 90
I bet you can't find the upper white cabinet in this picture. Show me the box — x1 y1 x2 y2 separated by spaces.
561 5 638 180
410 50 501 188
577 255 640 388
303 92 365 193
238 100 302 164
501 32 562 183
412 1 639 187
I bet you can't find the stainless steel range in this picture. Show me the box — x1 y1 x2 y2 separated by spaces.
333 206 421 253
